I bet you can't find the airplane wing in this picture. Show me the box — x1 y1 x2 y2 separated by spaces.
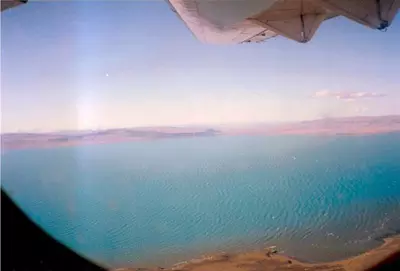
167 0 399 44
165 0 279 44
1 0 27 12
1 0 398 44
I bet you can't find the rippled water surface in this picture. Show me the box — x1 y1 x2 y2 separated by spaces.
2 134 400 268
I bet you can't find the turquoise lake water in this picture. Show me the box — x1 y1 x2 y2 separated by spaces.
2 134 400 268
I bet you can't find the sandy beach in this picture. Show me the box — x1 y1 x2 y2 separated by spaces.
116 235 400 271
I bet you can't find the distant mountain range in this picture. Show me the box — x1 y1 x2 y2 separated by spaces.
1 128 221 151
224 115 400 136
2 115 400 151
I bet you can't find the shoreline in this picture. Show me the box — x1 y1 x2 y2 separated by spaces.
3 130 400 154
115 235 400 271
3 115 400 153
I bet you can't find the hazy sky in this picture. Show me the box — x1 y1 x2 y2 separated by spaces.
1 1 399 132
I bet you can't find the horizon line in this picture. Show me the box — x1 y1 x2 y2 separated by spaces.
2 114 400 135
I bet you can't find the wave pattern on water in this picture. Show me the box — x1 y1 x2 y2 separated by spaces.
2 134 400 268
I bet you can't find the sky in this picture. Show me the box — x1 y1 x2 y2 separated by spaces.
1 1 399 132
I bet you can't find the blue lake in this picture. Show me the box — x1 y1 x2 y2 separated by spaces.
2 134 400 269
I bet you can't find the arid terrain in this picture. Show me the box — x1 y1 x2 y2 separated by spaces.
116 236 400 271
2 115 400 152
223 115 400 136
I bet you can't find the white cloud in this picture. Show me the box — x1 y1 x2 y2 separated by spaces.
354 106 369 113
313 90 386 101
314 90 331 97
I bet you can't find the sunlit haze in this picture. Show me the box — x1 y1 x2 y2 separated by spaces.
1 1 399 132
